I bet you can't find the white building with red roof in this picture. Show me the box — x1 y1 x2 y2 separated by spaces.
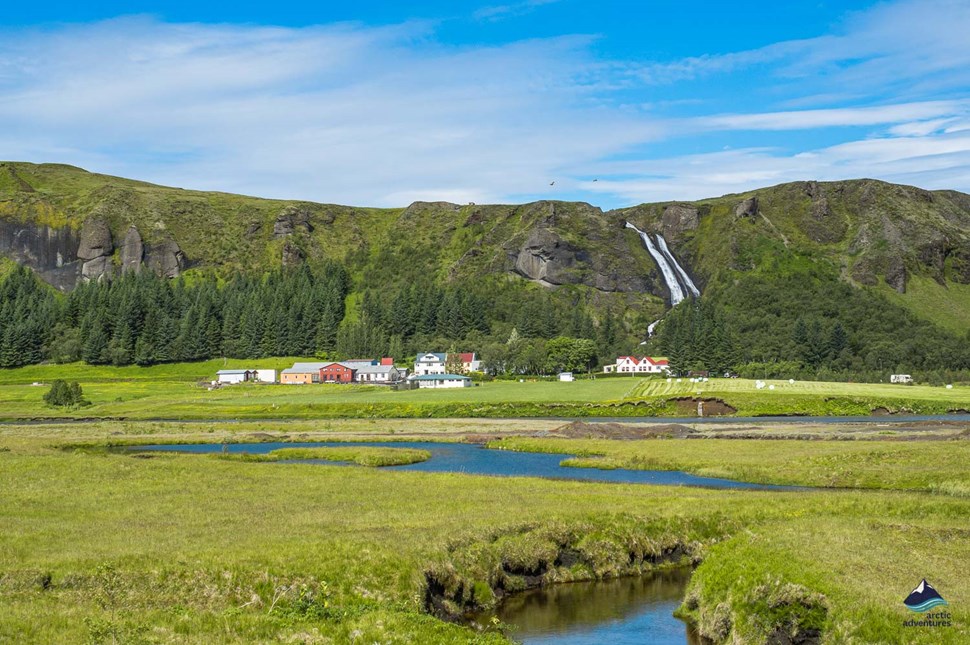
603 356 670 374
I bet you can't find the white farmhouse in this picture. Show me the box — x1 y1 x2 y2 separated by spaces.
414 353 447 375
603 356 670 374
411 373 472 388
890 374 913 384
356 364 403 383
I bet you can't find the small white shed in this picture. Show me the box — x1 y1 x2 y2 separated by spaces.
216 369 254 384
254 369 277 384
559 372 575 382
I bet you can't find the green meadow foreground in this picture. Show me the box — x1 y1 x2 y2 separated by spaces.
1 420 968 643
2 360 970 419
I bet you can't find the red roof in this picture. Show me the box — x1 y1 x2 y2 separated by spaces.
380 357 394 365
453 352 476 363
616 356 668 366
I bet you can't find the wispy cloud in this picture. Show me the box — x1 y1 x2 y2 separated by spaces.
695 101 970 132
584 128 970 203
624 0 970 101
0 17 658 205
0 0 969 208
473 0 561 22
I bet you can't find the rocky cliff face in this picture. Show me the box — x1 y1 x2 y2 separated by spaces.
0 216 185 290
0 219 82 291
507 201 654 293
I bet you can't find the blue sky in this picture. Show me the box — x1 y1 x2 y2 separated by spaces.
1 1 968 207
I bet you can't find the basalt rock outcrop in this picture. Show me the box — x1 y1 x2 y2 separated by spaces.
146 239 186 278
504 201 657 294
77 218 114 283
735 196 759 218
273 204 315 237
510 221 651 293
120 225 144 274
513 228 581 287
660 204 700 242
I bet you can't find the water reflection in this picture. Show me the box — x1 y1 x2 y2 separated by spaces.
475 569 703 645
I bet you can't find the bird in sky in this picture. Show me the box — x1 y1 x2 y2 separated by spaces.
549 181 555 186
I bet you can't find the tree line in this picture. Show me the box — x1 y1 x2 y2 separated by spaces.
0 264 350 367
0 265 634 370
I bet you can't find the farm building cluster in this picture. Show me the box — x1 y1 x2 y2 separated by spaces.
215 353 479 388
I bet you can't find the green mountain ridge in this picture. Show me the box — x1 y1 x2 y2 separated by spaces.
2 161 970 374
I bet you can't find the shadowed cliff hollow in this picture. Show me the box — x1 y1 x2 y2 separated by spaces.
3 161 970 336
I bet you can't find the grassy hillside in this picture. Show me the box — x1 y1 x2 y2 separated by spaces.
3 162 970 374
621 179 970 335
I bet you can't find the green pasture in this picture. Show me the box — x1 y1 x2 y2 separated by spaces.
1 425 968 643
1 360 969 419
0 358 305 385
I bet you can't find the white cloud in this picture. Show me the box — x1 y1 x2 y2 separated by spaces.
583 129 970 203
0 17 663 205
697 101 969 132
0 1 968 209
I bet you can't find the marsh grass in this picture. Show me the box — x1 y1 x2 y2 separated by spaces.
214 446 431 467
2 425 970 642
493 436 970 492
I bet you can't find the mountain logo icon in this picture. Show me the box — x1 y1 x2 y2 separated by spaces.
903 579 949 612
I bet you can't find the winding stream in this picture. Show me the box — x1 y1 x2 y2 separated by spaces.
131 441 795 490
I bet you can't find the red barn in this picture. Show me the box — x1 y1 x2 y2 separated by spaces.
319 363 355 383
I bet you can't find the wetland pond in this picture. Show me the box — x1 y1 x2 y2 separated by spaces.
131 440 794 490
472 569 703 645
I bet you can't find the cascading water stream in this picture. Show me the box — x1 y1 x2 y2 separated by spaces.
655 234 700 297
624 222 686 305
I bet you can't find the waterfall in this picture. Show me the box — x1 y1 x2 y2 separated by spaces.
625 222 687 305
655 234 700 297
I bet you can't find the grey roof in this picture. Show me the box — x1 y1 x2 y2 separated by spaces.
356 364 398 374
411 373 470 381
416 353 446 362
217 369 252 375
281 362 330 374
